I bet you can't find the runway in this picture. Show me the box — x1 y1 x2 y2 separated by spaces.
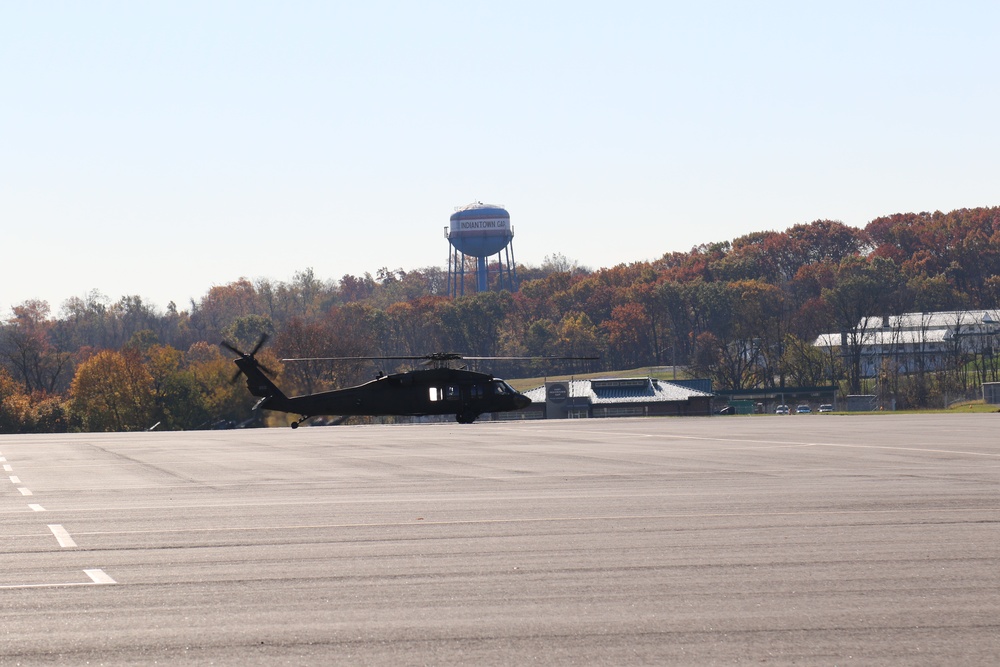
2 414 999 665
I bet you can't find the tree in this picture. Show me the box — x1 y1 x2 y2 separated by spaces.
384 297 450 356
541 252 587 275
339 273 377 303
905 275 966 313
731 280 787 389
69 350 155 431
524 319 558 357
190 278 264 343
186 342 257 426
786 219 870 265
108 295 160 348
679 281 786 390
603 302 653 369
222 314 275 351
441 292 513 358
141 344 231 430
1 300 71 394
821 257 903 393
781 334 832 387
554 312 601 371
866 207 1000 306
653 281 694 370
57 290 114 350
0 366 32 432
275 318 334 395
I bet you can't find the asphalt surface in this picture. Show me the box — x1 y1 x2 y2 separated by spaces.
1 414 998 665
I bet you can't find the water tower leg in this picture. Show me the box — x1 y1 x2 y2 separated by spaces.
508 242 517 290
477 256 488 292
447 246 454 297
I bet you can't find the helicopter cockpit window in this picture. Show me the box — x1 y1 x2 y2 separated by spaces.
492 381 510 395
445 385 460 400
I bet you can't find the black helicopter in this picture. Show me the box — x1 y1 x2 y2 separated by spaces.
222 337 544 427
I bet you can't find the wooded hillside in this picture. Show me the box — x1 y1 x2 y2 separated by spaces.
3 206 999 431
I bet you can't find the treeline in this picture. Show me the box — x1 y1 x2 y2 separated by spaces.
2 207 999 431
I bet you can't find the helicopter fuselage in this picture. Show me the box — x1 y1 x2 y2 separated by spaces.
235 355 531 426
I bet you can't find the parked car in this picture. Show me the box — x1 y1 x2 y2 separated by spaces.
775 404 790 414
818 404 834 413
796 405 812 414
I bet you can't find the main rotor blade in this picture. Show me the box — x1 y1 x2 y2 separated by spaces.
461 355 601 361
280 355 445 362
281 353 600 362
220 340 244 356
249 333 270 357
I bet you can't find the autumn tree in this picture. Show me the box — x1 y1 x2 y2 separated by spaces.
821 256 904 393
867 207 1000 305
274 318 335 395
56 290 116 350
338 273 377 303
186 342 258 426
140 343 250 430
653 281 694 370
603 302 654 369
523 319 558 357
70 350 156 431
1 300 71 394
781 334 833 387
384 297 451 357
785 219 870 266
554 312 602 372
190 278 266 343
694 282 782 390
440 291 513 358
222 314 275 351
273 303 382 395
0 366 32 432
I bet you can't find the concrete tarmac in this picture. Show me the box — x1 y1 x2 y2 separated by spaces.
1 414 998 665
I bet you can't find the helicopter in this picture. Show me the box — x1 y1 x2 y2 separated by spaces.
222 337 559 427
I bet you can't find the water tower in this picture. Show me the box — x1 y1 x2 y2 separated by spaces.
445 202 518 297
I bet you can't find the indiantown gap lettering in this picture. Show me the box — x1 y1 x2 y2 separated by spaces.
455 218 510 231
451 218 510 231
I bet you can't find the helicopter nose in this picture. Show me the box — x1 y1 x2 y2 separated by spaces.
514 393 532 410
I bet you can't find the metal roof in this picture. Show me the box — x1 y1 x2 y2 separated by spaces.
523 378 713 405
814 329 951 347
814 309 1000 348
858 310 1000 330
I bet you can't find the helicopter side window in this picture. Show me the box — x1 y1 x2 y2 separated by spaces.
445 385 460 400
429 387 442 402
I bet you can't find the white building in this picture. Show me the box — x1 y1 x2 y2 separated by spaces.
814 310 1000 377
520 378 714 419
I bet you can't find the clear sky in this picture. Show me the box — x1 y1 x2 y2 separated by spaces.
3 1 998 316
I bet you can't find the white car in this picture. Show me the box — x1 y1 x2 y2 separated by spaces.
818 404 834 413
775 404 790 414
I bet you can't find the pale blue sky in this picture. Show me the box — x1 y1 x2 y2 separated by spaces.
3 1 998 315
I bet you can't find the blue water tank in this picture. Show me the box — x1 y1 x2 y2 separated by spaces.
448 203 512 258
